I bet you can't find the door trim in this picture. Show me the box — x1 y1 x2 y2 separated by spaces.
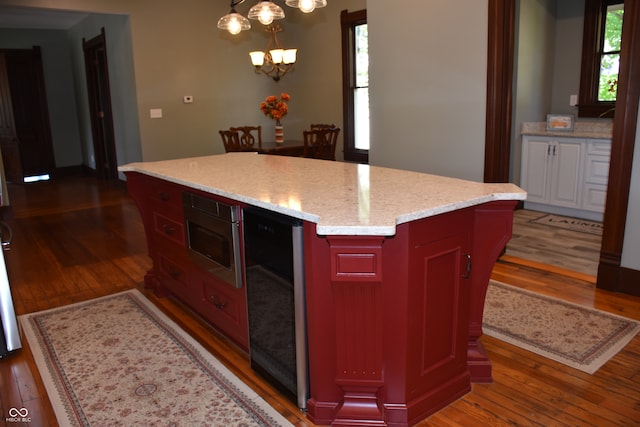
83 27 118 180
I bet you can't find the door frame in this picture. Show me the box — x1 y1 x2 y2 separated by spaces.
485 0 640 295
83 28 118 180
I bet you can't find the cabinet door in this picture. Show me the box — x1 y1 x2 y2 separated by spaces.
548 139 582 208
406 213 472 400
521 136 551 203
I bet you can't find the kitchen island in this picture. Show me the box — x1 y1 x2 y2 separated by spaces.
119 153 526 426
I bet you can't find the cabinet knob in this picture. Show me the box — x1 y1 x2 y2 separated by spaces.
158 192 170 201
210 295 228 310
162 224 175 235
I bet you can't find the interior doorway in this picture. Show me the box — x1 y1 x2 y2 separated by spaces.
486 1 639 295
0 47 55 183
83 28 118 180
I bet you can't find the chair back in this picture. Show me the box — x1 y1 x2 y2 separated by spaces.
230 126 262 149
219 130 243 152
303 127 340 160
310 123 336 130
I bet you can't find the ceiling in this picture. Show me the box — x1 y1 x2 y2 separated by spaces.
0 6 88 30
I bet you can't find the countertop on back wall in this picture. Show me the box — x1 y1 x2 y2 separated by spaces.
521 121 613 139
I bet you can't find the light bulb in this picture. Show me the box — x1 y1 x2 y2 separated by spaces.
258 6 274 25
227 18 242 35
299 0 315 13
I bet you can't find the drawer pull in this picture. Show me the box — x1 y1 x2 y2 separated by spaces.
463 253 472 279
158 192 170 201
162 224 175 235
169 270 181 279
210 296 228 310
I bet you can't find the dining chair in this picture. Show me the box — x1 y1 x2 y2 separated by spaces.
230 126 262 150
303 127 340 161
219 129 243 152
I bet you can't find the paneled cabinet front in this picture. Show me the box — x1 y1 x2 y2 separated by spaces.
521 136 582 208
125 172 249 351
304 207 474 427
520 135 611 219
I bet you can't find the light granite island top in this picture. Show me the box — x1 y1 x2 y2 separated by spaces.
119 152 525 236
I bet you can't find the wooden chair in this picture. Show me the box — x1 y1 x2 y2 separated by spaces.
220 128 260 152
219 129 243 152
230 126 262 150
303 127 340 160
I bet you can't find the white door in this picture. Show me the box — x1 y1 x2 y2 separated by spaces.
521 136 551 203
548 139 583 208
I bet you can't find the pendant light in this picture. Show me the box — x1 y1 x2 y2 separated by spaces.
285 0 327 14
217 0 251 34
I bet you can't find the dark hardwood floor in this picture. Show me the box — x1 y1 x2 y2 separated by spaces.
0 175 638 426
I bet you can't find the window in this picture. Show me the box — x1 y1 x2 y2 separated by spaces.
579 0 624 118
341 9 368 163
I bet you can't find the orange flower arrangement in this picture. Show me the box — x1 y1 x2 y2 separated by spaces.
260 93 290 121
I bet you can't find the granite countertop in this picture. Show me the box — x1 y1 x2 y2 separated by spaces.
119 153 526 236
521 121 612 139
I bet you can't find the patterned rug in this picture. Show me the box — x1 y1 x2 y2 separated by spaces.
530 213 603 235
483 281 640 374
19 289 293 426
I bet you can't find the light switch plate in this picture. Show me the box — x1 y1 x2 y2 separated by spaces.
183 95 193 104
569 94 578 106
150 108 163 118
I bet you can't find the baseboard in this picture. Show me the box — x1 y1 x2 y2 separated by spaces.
619 266 640 296
51 165 96 178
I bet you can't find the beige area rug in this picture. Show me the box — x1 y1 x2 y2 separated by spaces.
483 281 640 374
530 213 603 235
19 289 293 427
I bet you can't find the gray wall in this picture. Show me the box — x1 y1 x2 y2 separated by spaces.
368 0 489 181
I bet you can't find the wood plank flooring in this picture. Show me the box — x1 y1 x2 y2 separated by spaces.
505 209 602 278
0 176 638 426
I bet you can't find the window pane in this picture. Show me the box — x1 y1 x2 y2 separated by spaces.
354 87 369 150
603 4 623 52
598 4 623 101
598 53 619 101
355 24 368 87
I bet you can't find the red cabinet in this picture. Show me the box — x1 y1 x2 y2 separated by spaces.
126 171 516 425
304 203 514 426
125 172 249 350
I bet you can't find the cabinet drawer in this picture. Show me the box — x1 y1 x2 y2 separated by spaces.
146 176 185 208
586 140 611 156
198 275 248 348
582 183 607 212
584 154 610 185
152 212 186 246
157 253 190 289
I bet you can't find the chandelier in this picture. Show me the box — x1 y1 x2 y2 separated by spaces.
217 1 327 81
249 24 296 82
217 0 327 35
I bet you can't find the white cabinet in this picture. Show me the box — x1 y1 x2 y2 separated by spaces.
521 136 583 208
520 135 610 220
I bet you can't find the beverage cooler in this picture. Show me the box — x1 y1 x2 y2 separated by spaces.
242 207 308 410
